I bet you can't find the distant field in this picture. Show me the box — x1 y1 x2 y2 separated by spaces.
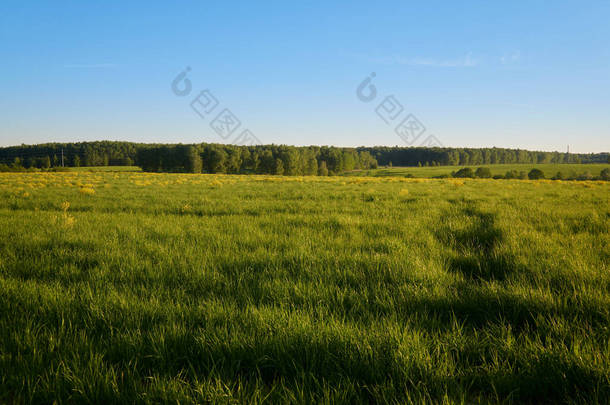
67 166 141 172
0 172 608 403
345 163 610 178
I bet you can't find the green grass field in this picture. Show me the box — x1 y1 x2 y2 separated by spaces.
66 166 142 172
345 163 610 179
0 172 609 403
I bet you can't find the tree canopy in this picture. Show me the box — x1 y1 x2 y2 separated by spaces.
0 141 607 175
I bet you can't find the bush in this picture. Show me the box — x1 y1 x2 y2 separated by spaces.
492 174 504 179
600 168 609 181
475 167 492 178
0 164 38 173
577 171 593 181
453 168 475 178
552 172 564 180
504 170 518 179
505 170 528 179
528 169 545 180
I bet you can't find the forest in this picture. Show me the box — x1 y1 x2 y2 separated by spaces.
0 141 607 174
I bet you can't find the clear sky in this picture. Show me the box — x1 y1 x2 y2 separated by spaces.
1 1 608 152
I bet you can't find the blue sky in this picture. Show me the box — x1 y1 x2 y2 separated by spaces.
1 1 608 152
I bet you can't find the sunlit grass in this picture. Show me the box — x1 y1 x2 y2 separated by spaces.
346 163 610 179
0 171 608 403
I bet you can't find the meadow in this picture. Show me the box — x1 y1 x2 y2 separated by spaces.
0 171 608 403
66 166 142 173
345 163 610 179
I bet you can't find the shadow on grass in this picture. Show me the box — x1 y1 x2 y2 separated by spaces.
96 319 608 404
2 198 608 402
2 287 607 404
437 199 521 282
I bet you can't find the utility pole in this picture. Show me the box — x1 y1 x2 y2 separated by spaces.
61 148 64 167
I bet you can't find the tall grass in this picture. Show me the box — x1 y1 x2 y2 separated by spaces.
0 172 608 403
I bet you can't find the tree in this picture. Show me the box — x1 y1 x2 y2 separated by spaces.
601 168 610 181
4 142 609 172
306 156 318 176
274 158 284 175
226 149 242 174
453 167 474 178
342 151 356 172
185 146 202 173
207 148 227 173
475 167 492 178
318 161 328 176
258 150 275 174
504 170 517 179
528 168 545 180
280 147 300 175
470 150 483 165
446 150 460 165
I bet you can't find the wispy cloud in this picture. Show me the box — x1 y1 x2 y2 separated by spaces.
360 53 478 67
63 63 118 69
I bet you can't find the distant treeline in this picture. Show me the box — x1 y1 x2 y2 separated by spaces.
137 144 378 175
361 146 609 167
0 142 138 169
0 141 607 174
